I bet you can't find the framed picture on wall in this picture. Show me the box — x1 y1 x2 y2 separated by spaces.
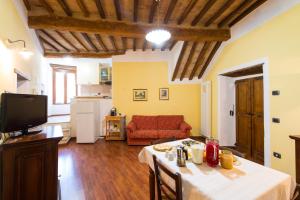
159 88 169 100
133 89 148 101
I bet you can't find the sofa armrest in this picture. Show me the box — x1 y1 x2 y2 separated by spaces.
126 121 137 133
180 121 192 133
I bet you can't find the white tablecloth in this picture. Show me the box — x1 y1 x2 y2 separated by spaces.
138 139 296 200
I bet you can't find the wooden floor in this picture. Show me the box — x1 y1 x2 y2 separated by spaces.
58 139 149 200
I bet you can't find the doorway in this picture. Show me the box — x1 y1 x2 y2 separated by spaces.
236 77 264 164
217 58 270 166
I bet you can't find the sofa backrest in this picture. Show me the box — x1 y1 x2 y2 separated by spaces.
157 115 184 130
132 115 157 130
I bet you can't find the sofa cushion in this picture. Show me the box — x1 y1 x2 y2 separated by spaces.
158 130 187 139
157 115 184 130
130 130 158 139
132 115 157 130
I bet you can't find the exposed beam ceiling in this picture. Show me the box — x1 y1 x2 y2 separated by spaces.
28 16 231 42
44 51 125 58
23 0 267 79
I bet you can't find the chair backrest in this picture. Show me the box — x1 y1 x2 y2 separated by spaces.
220 146 246 158
291 185 299 200
151 137 176 145
153 155 183 200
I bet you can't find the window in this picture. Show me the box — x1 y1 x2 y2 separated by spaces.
52 65 77 104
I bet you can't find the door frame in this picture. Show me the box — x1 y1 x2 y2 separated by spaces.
217 58 271 167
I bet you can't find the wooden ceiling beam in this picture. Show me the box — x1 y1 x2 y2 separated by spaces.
114 0 122 20
122 37 127 50
228 0 267 27
57 0 72 16
218 0 253 27
109 36 118 51
177 0 197 25
35 31 45 53
198 41 222 78
95 0 106 19
133 0 139 22
44 51 125 58
189 42 211 79
39 36 60 52
142 40 147 51
39 30 69 51
39 0 54 14
70 31 89 51
191 0 217 26
55 31 79 51
205 0 234 26
76 0 89 17
95 34 108 51
23 0 31 11
28 16 231 42
172 42 188 81
133 39 137 51
164 0 177 24
81 33 99 52
148 0 158 23
180 42 198 80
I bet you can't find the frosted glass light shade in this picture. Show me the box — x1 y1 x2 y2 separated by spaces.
145 29 171 45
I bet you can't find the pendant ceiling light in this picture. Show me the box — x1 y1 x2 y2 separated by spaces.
145 0 171 45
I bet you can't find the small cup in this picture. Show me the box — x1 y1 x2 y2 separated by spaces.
191 144 205 164
220 150 233 169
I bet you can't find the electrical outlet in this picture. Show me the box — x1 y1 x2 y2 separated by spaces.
273 152 281 159
272 90 280 96
272 118 280 123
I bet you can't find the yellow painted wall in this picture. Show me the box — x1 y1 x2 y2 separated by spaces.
113 62 201 136
0 0 43 94
205 4 300 177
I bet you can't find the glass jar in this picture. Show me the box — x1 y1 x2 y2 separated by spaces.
220 150 233 170
206 138 219 167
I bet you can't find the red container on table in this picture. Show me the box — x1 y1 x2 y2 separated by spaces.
206 138 219 167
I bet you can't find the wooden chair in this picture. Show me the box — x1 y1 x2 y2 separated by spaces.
153 155 183 200
291 186 299 200
151 137 176 145
220 146 246 158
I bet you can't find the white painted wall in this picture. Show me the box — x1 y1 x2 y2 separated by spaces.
201 81 211 138
218 76 236 146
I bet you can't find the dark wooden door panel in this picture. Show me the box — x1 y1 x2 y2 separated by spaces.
236 79 251 114
236 115 252 157
252 77 264 115
252 116 264 164
236 76 264 164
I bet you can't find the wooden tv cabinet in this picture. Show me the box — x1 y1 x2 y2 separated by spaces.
0 125 63 200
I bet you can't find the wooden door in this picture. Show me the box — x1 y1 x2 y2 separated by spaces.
235 77 264 164
235 79 252 157
252 77 264 164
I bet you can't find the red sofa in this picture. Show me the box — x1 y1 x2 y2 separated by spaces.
126 115 192 145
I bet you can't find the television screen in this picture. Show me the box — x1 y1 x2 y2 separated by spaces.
0 93 47 133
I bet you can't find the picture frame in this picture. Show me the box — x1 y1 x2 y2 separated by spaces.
159 88 169 100
133 89 148 101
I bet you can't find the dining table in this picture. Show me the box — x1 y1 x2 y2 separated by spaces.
138 138 296 200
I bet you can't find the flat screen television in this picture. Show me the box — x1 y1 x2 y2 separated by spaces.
0 93 47 135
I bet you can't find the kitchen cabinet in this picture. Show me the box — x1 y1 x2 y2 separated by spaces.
77 64 99 85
